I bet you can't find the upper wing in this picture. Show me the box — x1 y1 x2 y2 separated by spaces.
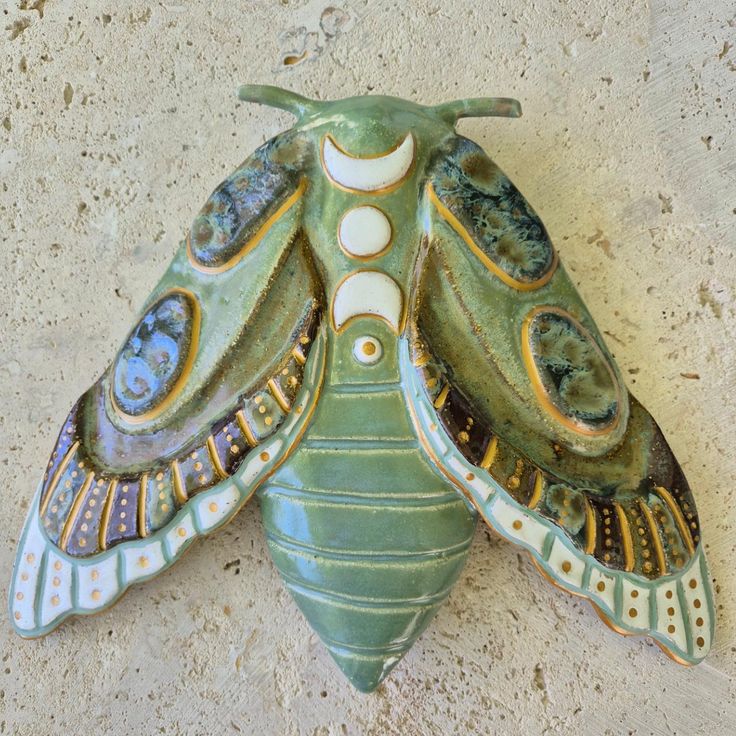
402 134 714 664
9 129 327 637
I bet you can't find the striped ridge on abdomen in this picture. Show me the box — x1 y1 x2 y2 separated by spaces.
259 382 476 691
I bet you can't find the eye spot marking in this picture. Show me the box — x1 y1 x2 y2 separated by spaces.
353 336 383 365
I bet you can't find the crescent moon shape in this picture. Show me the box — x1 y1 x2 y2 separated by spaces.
321 133 415 193
331 271 404 333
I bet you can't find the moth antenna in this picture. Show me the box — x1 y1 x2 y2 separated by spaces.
237 84 319 119
433 97 522 124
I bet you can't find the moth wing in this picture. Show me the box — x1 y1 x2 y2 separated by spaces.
10 130 326 637
401 134 714 664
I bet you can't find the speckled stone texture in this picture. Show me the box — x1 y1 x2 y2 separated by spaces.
1 1 734 734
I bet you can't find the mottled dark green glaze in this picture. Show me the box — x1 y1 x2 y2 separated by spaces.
9 87 714 691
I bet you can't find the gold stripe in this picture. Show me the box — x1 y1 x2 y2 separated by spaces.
528 470 543 509
479 436 499 470
614 502 634 572
60 471 95 552
236 409 258 447
433 384 450 410
267 378 291 413
206 436 227 479
171 460 187 505
98 479 118 552
40 440 80 517
638 499 667 576
292 346 306 365
187 177 307 273
413 353 430 368
138 473 149 538
655 486 695 555
584 498 597 555
427 182 559 291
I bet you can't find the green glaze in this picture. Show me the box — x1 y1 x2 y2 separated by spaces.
10 86 714 691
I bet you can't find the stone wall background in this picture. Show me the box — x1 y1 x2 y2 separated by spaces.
1 1 734 734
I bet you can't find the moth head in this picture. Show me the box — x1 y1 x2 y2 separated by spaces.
237 85 521 152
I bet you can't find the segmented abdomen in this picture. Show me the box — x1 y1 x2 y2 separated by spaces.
259 381 476 692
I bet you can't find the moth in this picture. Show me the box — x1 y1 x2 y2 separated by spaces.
9 86 714 692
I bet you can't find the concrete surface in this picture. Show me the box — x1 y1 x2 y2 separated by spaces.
1 1 734 734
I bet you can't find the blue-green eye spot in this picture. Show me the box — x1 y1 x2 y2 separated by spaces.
112 290 199 419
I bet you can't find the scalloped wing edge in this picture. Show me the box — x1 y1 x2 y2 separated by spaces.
8 324 327 638
398 338 715 665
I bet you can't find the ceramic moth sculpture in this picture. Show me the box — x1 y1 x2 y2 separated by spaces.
9 86 714 692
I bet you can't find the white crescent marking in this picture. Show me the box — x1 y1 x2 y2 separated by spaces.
332 271 403 332
322 133 414 192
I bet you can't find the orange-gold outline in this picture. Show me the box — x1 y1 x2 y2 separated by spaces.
186 177 307 274
40 441 80 517
337 205 394 262
98 478 118 552
320 133 415 196
329 269 406 335
520 305 623 437
60 471 95 552
138 473 149 538
655 486 696 555
637 499 667 576
110 287 202 427
614 502 634 572
403 369 693 668
426 183 559 291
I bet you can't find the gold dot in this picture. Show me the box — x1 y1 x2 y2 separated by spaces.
156 472 164 481
209 502 218 513
466 473 475 481
666 590 673 599
161 504 169 512
78 538 87 547
629 608 637 618
642 549 651 559
668 624 676 634
121 498 128 506
507 476 520 490
84 510 92 520
177 527 187 537
198 474 207 484
194 462 203 472
51 505 59 514
226 434 233 442
260 451 270 462
265 416 273 426
694 599 702 609
597 581 606 592
282 368 289 375
120 512 126 519
458 431 469 443
512 520 523 530
91 590 101 601
258 405 267 414
631 590 639 598
561 561 572 573
122 484 129 492
14 611 21 620
71 470 78 478
53 577 60 587
299 335 310 345
157 482 164 491
118 524 126 532
138 556 149 568
78 461 85 468
604 538 612 548
254 395 263 404
54 560 62 571
362 341 377 356
89 499 96 507
689 579 697 589
696 636 705 648
667 607 675 616
230 445 239 454
159 492 166 500
16 592 23 601
65 480 72 489
696 617 704 627
26 553 35 564
51 595 60 606
643 561 652 573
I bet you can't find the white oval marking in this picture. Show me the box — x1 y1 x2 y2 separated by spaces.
338 206 392 259
332 271 403 333
322 133 414 192
353 336 383 365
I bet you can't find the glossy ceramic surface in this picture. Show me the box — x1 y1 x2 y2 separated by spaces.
9 86 714 692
